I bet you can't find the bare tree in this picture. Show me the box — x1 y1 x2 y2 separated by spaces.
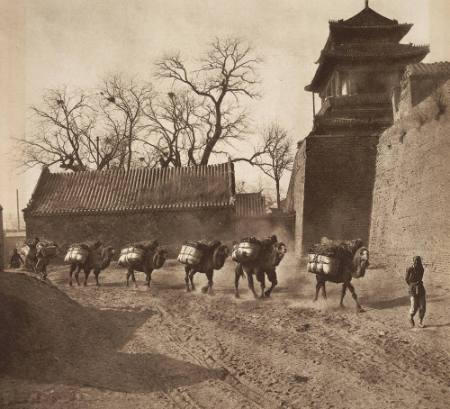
100 74 152 171
255 123 294 210
140 91 204 167
19 88 96 172
18 87 141 172
155 37 261 165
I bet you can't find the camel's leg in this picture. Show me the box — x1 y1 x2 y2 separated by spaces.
131 270 138 288
185 266 191 291
247 271 258 298
235 264 243 298
203 270 214 295
145 269 153 287
94 270 100 287
314 276 323 302
256 271 266 298
126 268 132 287
83 267 90 286
321 282 327 299
265 271 278 297
340 283 347 308
36 259 46 279
189 270 196 291
75 266 81 286
69 264 76 286
347 282 363 312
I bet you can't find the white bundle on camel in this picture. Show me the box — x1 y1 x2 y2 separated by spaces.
178 241 207 266
231 236 262 263
307 238 362 276
36 240 58 258
118 240 159 267
64 241 101 264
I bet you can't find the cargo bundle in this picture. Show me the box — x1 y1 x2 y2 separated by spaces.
37 241 58 258
231 237 261 263
307 241 354 276
20 245 34 259
118 246 146 267
307 253 341 275
64 245 90 264
177 241 204 266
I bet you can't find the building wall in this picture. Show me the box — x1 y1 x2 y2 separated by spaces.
300 133 379 255
234 214 295 250
289 142 307 257
25 208 235 258
369 80 450 281
25 209 295 259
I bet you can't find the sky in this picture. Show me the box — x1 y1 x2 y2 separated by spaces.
0 0 449 229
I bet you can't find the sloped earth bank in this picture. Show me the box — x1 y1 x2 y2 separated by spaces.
1 258 449 409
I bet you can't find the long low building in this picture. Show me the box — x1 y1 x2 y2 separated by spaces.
24 162 294 256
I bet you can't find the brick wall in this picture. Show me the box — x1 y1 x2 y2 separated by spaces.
369 80 450 281
288 142 307 256
300 133 379 255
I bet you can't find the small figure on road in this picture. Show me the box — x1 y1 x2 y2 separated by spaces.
9 248 23 268
405 256 426 328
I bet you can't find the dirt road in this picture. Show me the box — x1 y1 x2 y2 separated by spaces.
1 258 449 409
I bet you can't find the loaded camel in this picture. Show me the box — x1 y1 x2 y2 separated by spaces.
21 238 58 279
121 241 168 287
310 239 369 312
234 235 287 298
182 240 229 294
68 243 115 286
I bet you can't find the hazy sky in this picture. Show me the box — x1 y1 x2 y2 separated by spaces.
1 0 449 228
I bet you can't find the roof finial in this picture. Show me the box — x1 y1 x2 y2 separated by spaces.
365 0 369 8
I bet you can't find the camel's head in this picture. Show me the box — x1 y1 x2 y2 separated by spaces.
353 247 369 278
153 247 168 269
212 244 229 269
219 244 230 258
102 246 115 259
273 242 287 266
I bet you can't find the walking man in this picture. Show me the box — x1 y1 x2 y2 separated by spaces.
405 256 426 328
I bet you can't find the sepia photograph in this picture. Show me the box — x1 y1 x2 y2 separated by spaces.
0 0 449 408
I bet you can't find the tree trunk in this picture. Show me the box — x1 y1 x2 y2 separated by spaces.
275 178 281 209
200 104 222 165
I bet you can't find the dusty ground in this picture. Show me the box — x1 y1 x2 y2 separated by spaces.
1 257 449 409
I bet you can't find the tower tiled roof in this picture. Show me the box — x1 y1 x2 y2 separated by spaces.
25 163 235 216
338 6 397 27
305 5 429 93
235 193 266 217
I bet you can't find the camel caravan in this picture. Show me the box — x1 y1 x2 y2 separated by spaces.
15 233 370 309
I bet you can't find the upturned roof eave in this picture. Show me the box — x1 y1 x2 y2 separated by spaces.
305 46 429 93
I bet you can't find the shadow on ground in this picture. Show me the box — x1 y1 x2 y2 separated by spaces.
0 272 223 393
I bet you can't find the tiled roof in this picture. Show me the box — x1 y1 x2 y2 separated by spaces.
320 43 429 62
25 163 235 216
235 193 266 217
339 7 397 27
405 62 450 78
306 44 429 92
305 5 428 93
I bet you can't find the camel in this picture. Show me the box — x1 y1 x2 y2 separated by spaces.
184 242 229 294
21 239 58 279
234 241 287 298
69 245 115 286
311 242 369 312
125 247 168 287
